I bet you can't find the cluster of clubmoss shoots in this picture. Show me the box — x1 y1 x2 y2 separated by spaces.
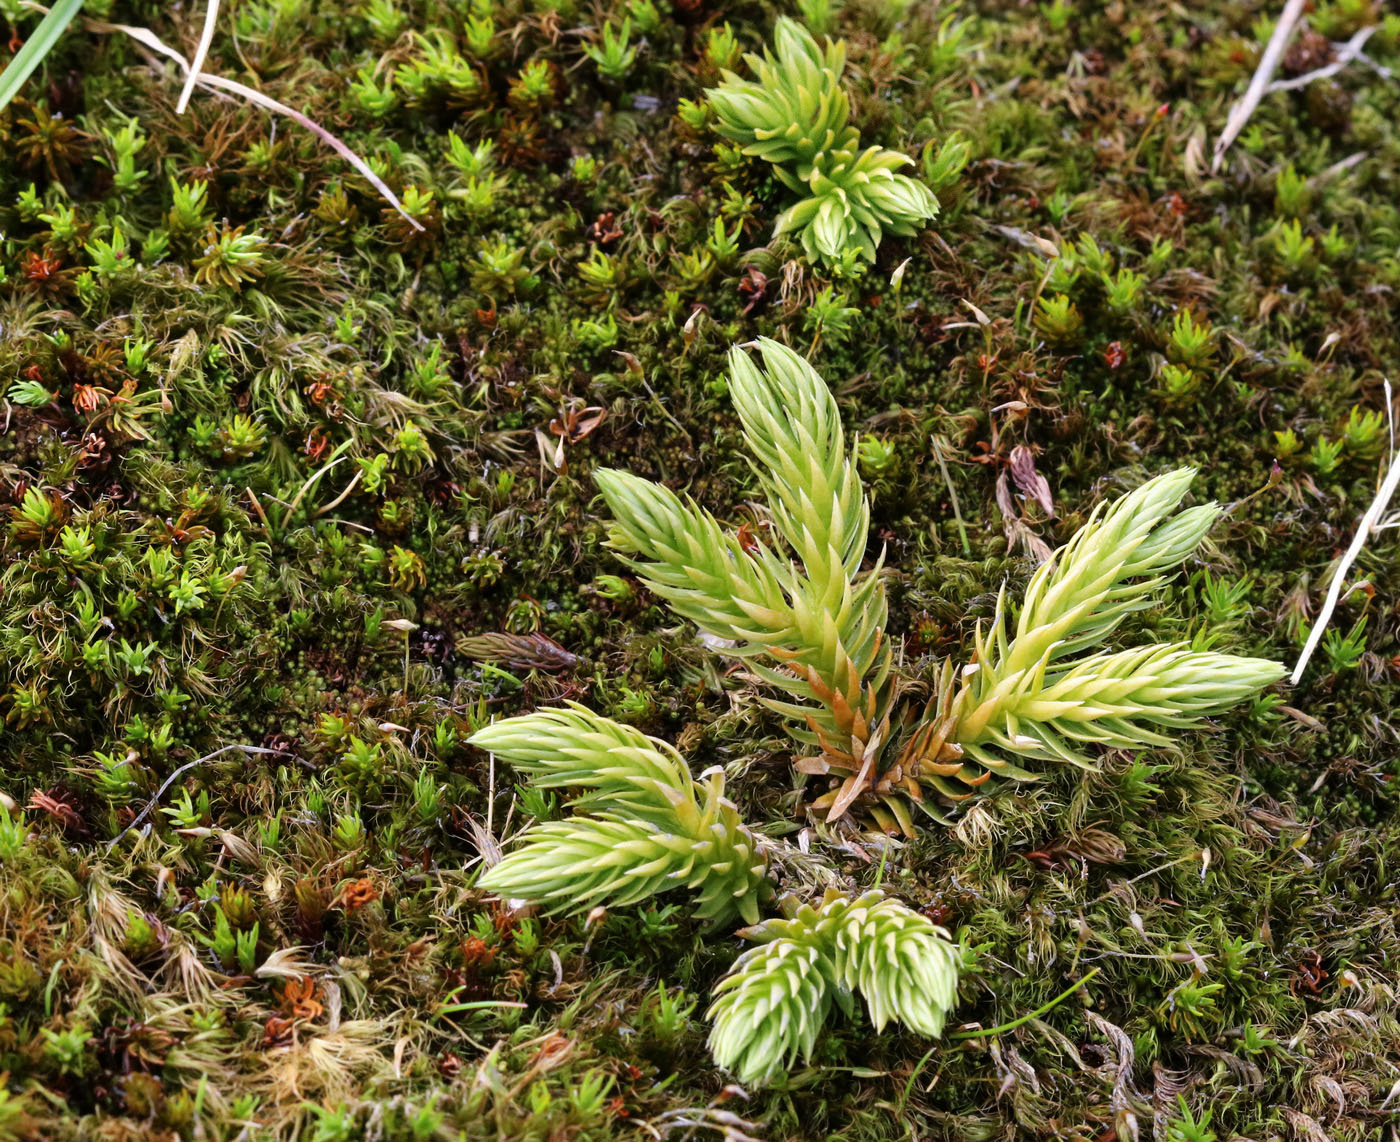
468 706 961 1082
597 339 1286 833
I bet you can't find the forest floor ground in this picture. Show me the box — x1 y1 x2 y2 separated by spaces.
1 0 1399 1138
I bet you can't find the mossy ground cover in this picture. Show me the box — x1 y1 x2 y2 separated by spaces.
0 0 1398 1137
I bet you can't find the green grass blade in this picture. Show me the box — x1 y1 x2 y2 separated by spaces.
0 0 87 113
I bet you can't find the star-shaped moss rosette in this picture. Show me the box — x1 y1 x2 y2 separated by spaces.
705 18 938 265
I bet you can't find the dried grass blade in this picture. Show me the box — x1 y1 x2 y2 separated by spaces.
1212 0 1307 173
90 17 424 231
176 0 221 114
0 0 86 112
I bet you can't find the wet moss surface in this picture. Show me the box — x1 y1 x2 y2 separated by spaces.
0 0 1398 1137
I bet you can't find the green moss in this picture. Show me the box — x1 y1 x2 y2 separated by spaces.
0 0 1397 1136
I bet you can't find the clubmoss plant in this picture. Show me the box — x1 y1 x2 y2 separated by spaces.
708 889 960 1085
469 707 961 1084
596 339 1285 832
472 705 771 926
705 18 937 265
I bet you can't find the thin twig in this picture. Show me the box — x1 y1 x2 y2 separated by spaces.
313 467 364 518
1387 379 1396 478
1354 50 1396 81
638 375 695 449
1213 0 1308 173
1291 381 1400 684
950 968 1101 1039
931 434 971 555
176 0 221 114
244 485 273 536
1318 151 1369 180
279 439 353 530
88 17 424 231
1265 25 1383 93
106 743 292 849
1087 853 1196 904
